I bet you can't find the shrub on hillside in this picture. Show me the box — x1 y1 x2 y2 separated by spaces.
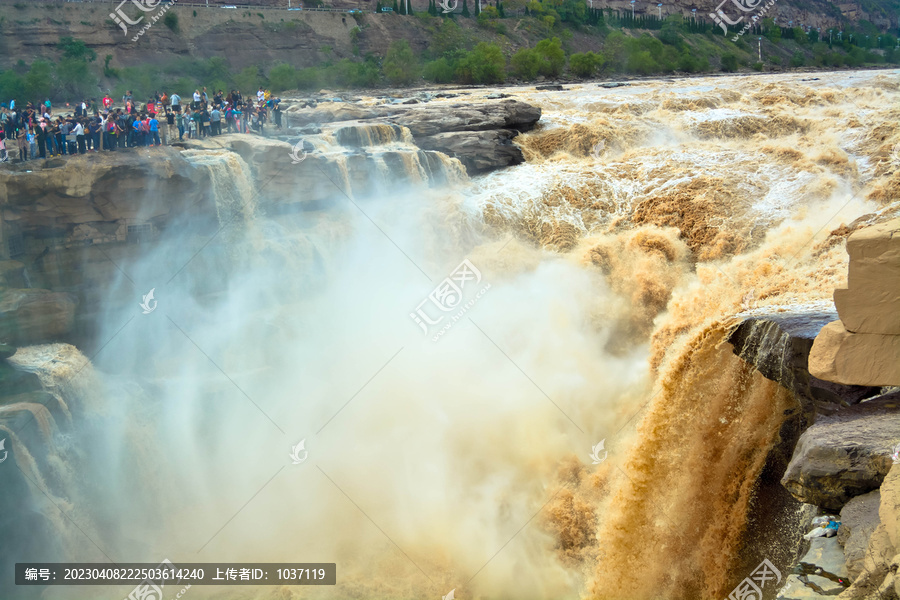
535 37 565 77
456 43 505 84
383 40 420 86
510 48 541 79
720 52 739 72
164 11 179 31
569 51 603 77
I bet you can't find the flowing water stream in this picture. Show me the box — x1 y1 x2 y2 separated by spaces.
3 69 899 600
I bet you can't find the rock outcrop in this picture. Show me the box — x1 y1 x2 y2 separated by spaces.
839 491 883 580
285 98 542 174
727 303 878 417
781 392 900 511
837 465 900 600
0 289 77 346
810 219 900 386
777 536 851 599
0 149 210 247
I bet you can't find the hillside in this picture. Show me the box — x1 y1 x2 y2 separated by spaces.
0 0 897 101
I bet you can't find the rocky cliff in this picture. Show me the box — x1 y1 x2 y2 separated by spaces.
726 219 900 600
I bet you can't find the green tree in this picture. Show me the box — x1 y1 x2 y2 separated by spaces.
569 51 603 77
55 58 93 99
602 31 628 72
163 11 179 32
233 65 263 92
383 40 420 85
24 60 53 100
535 37 565 77
0 71 25 102
762 18 781 42
423 57 456 82
510 48 541 79
269 63 299 91
456 42 505 83
431 19 465 57
462 0 470 17
720 52 739 72
57 36 96 62
477 4 499 24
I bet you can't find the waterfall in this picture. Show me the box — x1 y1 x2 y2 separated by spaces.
181 149 256 226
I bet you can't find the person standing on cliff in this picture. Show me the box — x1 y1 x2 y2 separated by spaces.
16 126 27 162
170 91 181 114
210 105 221 136
34 123 46 159
149 113 160 147
164 107 175 144
73 119 86 154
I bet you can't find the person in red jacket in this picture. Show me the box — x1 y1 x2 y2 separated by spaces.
102 94 113 110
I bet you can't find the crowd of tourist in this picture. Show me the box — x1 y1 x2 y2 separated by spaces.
0 87 284 162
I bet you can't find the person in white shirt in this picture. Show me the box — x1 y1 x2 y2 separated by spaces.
192 90 201 109
72 120 85 154
257 87 265 103
171 92 181 113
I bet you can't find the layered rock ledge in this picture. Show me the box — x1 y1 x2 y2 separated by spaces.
809 218 900 386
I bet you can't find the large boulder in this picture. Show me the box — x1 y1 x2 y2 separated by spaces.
781 393 900 511
388 99 542 136
727 303 878 416
839 491 883 580
837 465 900 600
416 129 526 174
0 289 76 346
833 219 900 335
810 219 900 386
809 321 900 387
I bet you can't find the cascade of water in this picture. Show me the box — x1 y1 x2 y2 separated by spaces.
181 149 256 227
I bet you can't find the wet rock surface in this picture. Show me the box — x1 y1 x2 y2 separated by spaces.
781 392 900 511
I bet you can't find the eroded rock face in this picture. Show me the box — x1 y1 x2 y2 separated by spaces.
781 393 900 511
284 98 541 175
727 303 877 416
0 289 76 346
416 129 525 174
836 465 900 600
839 490 883 580
809 321 900 387
810 218 900 387
833 219 900 335
0 149 209 246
